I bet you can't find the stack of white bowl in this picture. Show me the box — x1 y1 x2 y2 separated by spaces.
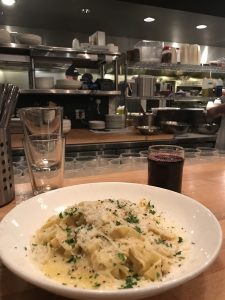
89 120 106 130
55 79 82 89
14 33 42 45
35 77 54 89
105 114 125 129
63 119 71 134
0 29 11 43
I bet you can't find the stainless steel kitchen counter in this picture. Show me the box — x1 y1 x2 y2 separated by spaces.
11 129 217 157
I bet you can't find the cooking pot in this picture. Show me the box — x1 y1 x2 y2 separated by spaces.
196 123 219 134
161 121 190 134
137 125 160 135
131 113 154 128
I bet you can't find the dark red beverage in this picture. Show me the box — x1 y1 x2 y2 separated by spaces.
148 153 184 193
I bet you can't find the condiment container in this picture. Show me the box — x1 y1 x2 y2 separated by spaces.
161 46 172 63
215 78 223 97
214 98 222 106
206 101 214 110
180 44 190 64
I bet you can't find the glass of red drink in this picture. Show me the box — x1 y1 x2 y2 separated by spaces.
148 145 185 193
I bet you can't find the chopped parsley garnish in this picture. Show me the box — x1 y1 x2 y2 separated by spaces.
117 200 127 209
66 255 77 263
125 213 139 224
154 238 172 248
121 275 139 289
118 252 126 262
174 251 182 256
65 238 76 245
135 226 142 233
87 224 93 231
178 236 183 243
147 201 156 215
94 282 101 288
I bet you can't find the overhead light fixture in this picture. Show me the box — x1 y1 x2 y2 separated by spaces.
1 0 15 6
144 17 155 23
196 24 207 29
81 8 91 14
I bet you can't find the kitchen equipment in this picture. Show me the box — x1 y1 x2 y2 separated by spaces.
154 108 205 128
15 33 42 45
89 31 106 46
105 114 125 129
0 83 19 206
134 40 163 62
132 112 154 127
72 38 80 49
55 79 82 89
35 77 54 89
0 29 11 43
180 44 190 64
161 121 190 134
196 123 219 134
94 79 115 91
0 85 19 129
137 75 156 98
63 119 71 134
136 125 160 135
0 128 15 206
189 44 200 65
88 120 105 130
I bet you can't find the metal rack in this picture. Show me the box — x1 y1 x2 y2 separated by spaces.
0 43 121 92
127 62 225 75
20 89 121 96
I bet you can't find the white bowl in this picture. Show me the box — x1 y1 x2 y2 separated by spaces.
35 77 54 89
15 33 42 45
89 120 105 130
0 182 222 300
0 29 11 43
105 114 125 129
55 79 82 89
63 119 71 134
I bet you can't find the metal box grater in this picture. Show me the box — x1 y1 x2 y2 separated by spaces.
0 128 15 207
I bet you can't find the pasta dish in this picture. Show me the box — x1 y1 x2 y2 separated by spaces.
30 198 189 289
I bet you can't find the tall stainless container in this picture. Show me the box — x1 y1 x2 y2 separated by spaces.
0 128 15 206
137 75 156 98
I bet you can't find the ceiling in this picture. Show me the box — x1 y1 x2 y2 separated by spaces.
120 0 225 18
1 0 225 48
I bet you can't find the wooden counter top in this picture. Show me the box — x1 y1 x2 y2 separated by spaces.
11 128 174 148
1 157 225 299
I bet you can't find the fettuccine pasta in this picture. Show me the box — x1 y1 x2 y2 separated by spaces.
30 198 189 289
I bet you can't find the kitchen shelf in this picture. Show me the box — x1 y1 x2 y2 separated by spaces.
20 89 121 96
0 43 120 58
125 95 212 102
0 43 121 91
127 62 225 74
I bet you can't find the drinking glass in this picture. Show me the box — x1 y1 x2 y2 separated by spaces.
148 145 185 193
19 106 63 137
23 134 65 195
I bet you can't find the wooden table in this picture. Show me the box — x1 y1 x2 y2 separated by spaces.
1 157 225 300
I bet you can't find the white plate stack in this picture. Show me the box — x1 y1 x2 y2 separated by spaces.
0 29 11 43
35 77 54 89
15 33 42 45
63 119 71 134
105 114 125 129
55 79 82 89
89 120 105 130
